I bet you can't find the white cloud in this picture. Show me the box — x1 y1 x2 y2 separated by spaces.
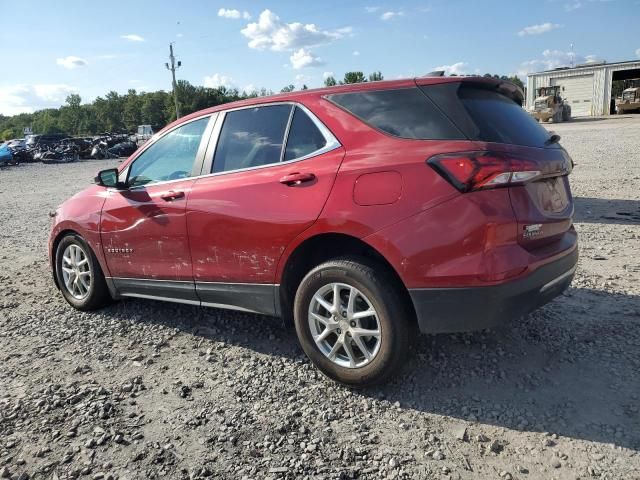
516 49 599 79
0 84 78 115
294 73 311 88
432 62 468 76
243 83 257 93
565 1 582 11
241 9 350 51
289 48 324 69
218 8 251 20
636 48 640 58
518 22 561 36
322 71 334 79
203 73 234 89
56 56 88 69
121 34 145 42
380 11 404 20
353 50 360 56
566 0 614 11
365 6 380 13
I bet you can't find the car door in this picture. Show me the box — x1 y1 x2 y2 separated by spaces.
100 114 215 303
186 103 344 314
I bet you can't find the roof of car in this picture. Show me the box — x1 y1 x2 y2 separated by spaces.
166 75 520 132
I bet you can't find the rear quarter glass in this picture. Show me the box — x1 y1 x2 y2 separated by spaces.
325 88 465 140
420 82 553 148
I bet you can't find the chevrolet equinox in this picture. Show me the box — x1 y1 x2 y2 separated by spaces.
49 76 578 386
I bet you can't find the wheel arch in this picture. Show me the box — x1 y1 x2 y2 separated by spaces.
278 232 415 326
50 228 81 290
50 228 113 297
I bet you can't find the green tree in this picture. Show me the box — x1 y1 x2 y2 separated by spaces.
123 89 142 131
368 71 384 82
1 128 15 141
280 84 295 93
141 92 170 128
324 76 337 87
343 71 367 84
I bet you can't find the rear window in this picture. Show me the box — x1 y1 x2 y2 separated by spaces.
326 88 464 140
421 83 552 148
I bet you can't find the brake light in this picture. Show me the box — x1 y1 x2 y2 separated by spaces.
428 152 542 192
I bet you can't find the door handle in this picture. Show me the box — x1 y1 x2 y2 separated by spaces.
160 190 185 201
279 172 316 186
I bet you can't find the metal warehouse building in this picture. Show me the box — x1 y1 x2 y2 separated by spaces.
526 60 640 116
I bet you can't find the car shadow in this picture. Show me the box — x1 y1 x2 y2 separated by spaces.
573 196 640 225
100 285 640 451
561 116 636 123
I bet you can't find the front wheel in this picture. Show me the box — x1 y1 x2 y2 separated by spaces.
293 257 411 386
55 234 113 311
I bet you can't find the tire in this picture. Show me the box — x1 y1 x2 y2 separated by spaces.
55 233 113 311
293 256 411 387
562 106 571 121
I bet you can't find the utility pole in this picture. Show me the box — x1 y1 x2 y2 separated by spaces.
569 43 575 68
165 43 182 119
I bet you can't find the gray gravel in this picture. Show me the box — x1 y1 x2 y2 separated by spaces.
1 115 639 479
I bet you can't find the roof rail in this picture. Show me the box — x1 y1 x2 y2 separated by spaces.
423 70 445 77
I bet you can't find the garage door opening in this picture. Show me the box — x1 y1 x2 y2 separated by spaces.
611 68 640 114
551 75 594 117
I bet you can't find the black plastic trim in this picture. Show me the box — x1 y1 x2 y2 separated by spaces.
108 277 278 316
112 278 199 302
196 282 278 316
409 246 579 334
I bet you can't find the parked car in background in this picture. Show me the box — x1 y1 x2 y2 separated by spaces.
0 142 14 166
25 133 67 149
134 124 154 146
49 76 578 386
6 138 25 149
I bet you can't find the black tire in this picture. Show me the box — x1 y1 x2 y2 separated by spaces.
55 233 113 311
293 256 411 387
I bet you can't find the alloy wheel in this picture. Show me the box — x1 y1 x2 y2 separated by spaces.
308 282 381 368
61 244 92 300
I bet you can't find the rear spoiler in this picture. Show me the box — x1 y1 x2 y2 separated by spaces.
415 76 525 106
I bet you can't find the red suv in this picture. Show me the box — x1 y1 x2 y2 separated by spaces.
49 76 577 386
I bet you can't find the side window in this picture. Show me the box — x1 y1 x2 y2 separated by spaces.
283 107 327 161
212 105 292 173
327 88 464 140
128 116 209 187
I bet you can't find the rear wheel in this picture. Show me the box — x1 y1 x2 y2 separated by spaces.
293 257 410 386
55 234 112 311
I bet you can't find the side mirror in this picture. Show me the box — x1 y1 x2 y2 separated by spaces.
95 168 123 188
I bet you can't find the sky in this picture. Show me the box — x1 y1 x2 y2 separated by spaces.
0 0 638 115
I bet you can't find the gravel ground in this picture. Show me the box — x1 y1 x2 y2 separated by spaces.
1 116 639 480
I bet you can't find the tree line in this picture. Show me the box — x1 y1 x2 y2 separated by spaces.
0 71 525 141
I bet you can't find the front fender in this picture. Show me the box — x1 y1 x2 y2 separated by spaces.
49 185 111 279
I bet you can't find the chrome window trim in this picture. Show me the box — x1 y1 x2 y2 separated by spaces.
120 113 216 189
109 102 341 191
201 101 341 179
279 106 296 163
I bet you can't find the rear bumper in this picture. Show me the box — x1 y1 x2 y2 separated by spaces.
409 245 578 334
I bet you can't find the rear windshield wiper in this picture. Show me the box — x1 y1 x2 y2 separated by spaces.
545 133 561 146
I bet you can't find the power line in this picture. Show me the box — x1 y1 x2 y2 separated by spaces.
165 43 182 119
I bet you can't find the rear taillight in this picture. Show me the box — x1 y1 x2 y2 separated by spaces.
428 151 545 192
